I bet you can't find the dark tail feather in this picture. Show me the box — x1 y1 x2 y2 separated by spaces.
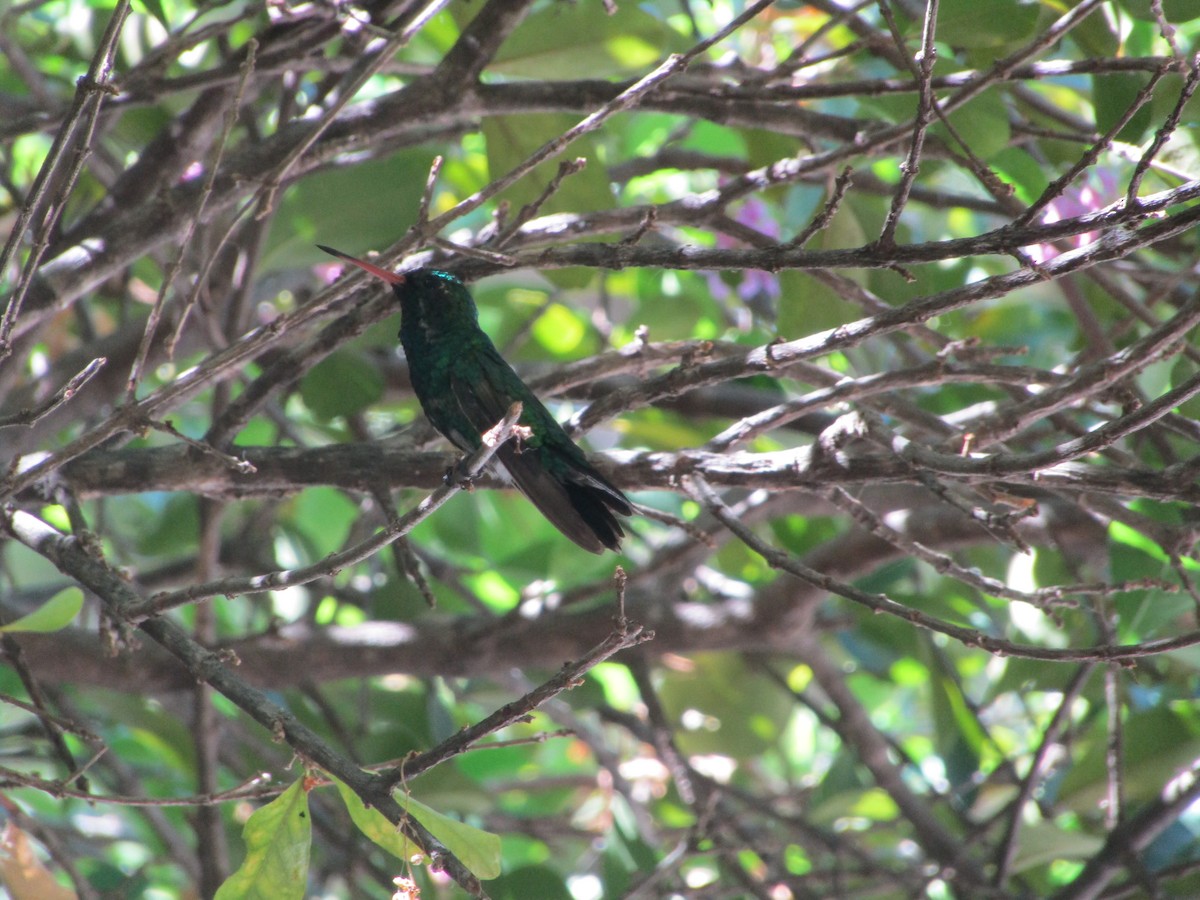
563 480 627 552
500 445 630 553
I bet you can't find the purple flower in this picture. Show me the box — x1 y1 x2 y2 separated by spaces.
702 197 782 323
1030 169 1121 263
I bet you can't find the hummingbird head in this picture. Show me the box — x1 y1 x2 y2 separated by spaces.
316 245 477 328
392 268 478 328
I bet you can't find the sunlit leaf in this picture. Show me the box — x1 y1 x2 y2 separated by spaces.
215 781 311 900
334 778 502 880
492 3 684 78
402 794 502 881
0 588 83 634
991 147 1051 206
531 303 586 356
131 0 169 27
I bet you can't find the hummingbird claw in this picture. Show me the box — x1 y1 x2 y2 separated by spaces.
443 463 477 491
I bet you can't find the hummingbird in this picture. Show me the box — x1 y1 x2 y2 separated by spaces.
317 245 632 553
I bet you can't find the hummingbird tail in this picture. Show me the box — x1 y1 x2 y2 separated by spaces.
562 480 628 553
499 444 631 553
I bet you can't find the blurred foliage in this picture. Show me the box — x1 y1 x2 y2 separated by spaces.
3 0 1200 899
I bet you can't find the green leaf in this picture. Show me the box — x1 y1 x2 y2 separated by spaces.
991 147 1051 206
1156 108 1200 189
1104 520 1171 585
777 270 859 338
492 3 684 78
215 781 312 900
0 588 83 633
1092 73 1154 145
334 778 502 881
777 197 866 338
1174 358 1200 419
266 149 439 272
1059 708 1200 810
1118 0 1200 25
136 494 199 556
657 653 794 758
131 0 169 27
1011 821 1104 873
299 350 385 422
1116 587 1192 641
678 121 748 159
1072 4 1121 57
937 0 1041 49
482 114 612 289
289 487 360 558
936 86 1010 160
334 777 417 859
809 787 899 825
489 864 572 899
530 303 586 356
403 794 502 881
928 665 986 792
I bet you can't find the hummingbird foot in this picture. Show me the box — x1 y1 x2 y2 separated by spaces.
443 462 478 492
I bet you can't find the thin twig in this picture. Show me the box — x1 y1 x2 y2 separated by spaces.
688 476 1200 663
0 0 130 360
876 0 939 247
386 595 653 786
0 357 106 428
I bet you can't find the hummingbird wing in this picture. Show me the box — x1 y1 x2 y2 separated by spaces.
445 345 631 553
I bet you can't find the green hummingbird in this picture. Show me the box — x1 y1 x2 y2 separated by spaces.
317 245 632 553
